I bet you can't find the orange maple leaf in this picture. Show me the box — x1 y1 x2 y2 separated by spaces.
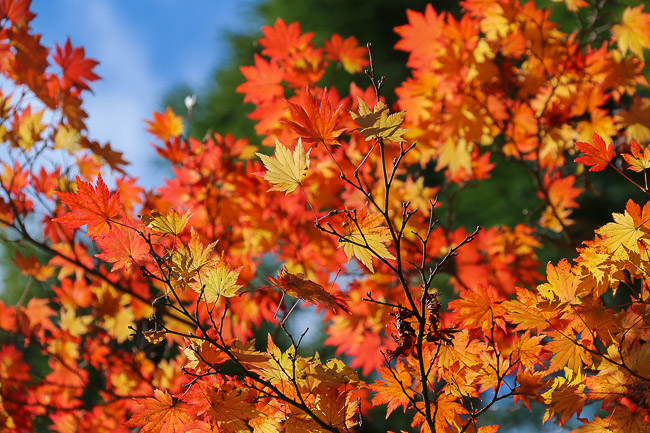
575 133 616 172
12 250 55 282
622 139 650 172
324 34 369 74
449 284 505 332
267 266 349 313
54 174 122 239
370 362 415 417
237 54 285 104
127 389 193 433
285 87 346 146
94 217 149 271
146 107 184 141
259 18 313 60
537 259 584 305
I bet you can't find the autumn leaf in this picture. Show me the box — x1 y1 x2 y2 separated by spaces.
537 259 584 305
143 330 166 344
14 106 45 150
54 174 122 239
324 34 369 74
596 199 650 260
171 227 218 281
339 208 395 273
12 250 54 282
146 107 184 141
513 332 545 371
259 18 313 60
434 394 467 433
59 307 92 337
370 362 415 417
94 217 149 271
193 258 243 303
541 369 587 425
622 140 650 172
53 38 99 91
255 138 310 194
547 330 593 374
127 389 193 433
141 208 191 236
612 5 650 58
350 98 408 142
236 54 285 104
285 87 346 146
53 125 80 152
449 284 505 332
267 266 349 313
575 134 616 172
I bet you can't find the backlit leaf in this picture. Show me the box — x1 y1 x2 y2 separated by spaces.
285 87 346 146
596 199 650 260
194 259 243 303
622 139 650 172
95 217 149 271
612 5 650 58
370 362 415 417
575 133 616 172
256 138 310 194
53 38 99 91
141 208 191 236
339 208 395 273
350 98 407 142
127 389 193 433
146 107 184 141
54 174 122 239
267 266 349 313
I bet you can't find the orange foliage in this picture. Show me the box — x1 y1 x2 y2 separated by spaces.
1 1 650 432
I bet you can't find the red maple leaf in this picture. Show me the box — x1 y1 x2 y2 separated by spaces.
53 38 99 91
53 174 122 239
575 133 616 172
285 87 346 146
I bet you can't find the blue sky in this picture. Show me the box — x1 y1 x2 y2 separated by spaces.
32 0 259 187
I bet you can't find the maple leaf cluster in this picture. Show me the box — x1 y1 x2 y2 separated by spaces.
1 0 650 432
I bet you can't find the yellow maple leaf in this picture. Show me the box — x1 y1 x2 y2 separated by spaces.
537 259 584 306
194 259 243 303
339 209 395 273
16 108 45 150
59 307 93 337
53 125 80 152
141 208 191 236
172 227 218 281
596 200 650 261
256 138 310 195
612 5 650 58
541 368 587 425
350 97 408 142
435 137 473 176
547 330 593 373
